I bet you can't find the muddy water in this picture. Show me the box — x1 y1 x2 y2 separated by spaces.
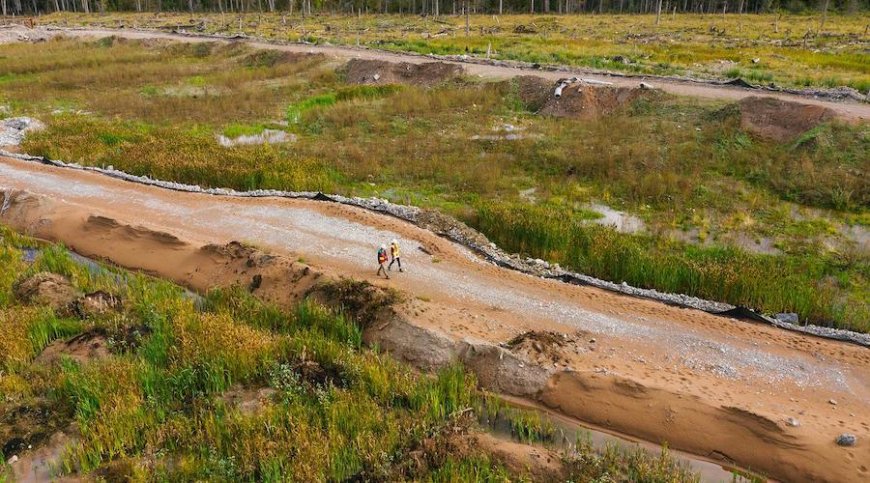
21 246 206 307
490 396 762 483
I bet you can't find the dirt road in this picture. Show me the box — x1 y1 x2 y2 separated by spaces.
1 155 868 482
39 27 870 121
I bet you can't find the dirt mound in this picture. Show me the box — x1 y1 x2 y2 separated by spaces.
538 84 652 119
13 272 80 309
514 76 552 112
197 241 321 305
738 96 835 142
474 432 566 481
34 329 111 365
343 59 463 86
504 331 583 366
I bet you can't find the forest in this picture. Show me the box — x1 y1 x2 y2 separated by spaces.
2 0 866 20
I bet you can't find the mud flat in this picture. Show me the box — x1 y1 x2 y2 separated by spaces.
2 156 869 482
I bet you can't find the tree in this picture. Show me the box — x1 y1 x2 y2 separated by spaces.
819 0 831 30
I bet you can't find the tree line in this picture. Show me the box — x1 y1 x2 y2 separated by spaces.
1 0 866 23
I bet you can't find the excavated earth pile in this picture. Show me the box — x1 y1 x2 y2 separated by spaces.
538 83 658 119
738 96 836 142
342 58 463 86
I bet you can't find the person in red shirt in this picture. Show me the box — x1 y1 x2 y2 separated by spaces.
377 244 390 279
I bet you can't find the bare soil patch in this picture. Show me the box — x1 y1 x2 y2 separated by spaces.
342 59 463 86
504 330 584 367
33 329 111 365
474 432 566 481
738 96 835 142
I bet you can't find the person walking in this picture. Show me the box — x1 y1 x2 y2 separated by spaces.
388 239 403 272
377 244 390 279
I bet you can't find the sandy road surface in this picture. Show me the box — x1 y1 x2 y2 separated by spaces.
42 27 870 121
1 155 869 481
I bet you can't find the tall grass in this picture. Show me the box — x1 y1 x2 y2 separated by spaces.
476 202 867 331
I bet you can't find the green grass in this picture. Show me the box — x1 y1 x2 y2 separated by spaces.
3 38 868 331
0 229 700 481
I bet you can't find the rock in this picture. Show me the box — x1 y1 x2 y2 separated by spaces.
835 434 857 447
774 312 799 324
0 117 45 146
7 455 18 464
13 272 80 310
611 55 631 64
829 399 838 406
639 82 655 90
786 417 800 427
751 58 761 64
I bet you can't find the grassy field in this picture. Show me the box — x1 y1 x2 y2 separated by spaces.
1 36 867 331
0 226 702 481
39 11 870 91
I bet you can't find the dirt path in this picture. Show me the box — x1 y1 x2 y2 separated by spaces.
46 27 870 121
1 155 868 481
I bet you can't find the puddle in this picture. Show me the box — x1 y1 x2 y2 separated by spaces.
587 203 645 234
486 396 761 483
21 247 39 263
21 247 204 308
216 129 295 147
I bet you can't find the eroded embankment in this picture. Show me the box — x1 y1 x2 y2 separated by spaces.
2 187 867 483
